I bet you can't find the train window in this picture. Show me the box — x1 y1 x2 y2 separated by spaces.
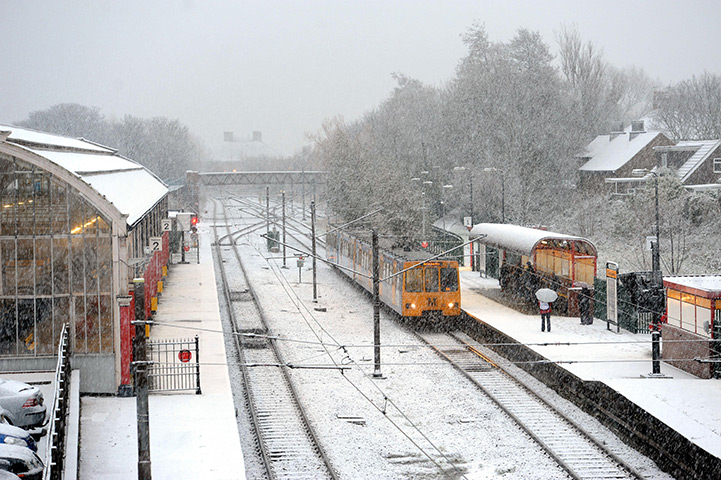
441 267 458 292
405 267 423 292
425 267 439 292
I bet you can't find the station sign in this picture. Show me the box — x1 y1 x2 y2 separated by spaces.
149 237 162 252
606 261 619 333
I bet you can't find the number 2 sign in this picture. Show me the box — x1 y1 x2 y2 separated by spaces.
149 237 162 252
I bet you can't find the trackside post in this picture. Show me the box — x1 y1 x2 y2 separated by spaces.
132 278 152 479
372 229 382 378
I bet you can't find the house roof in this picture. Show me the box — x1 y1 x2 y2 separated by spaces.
0 124 167 227
579 131 667 173
662 140 721 183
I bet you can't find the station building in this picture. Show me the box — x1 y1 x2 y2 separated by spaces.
663 275 721 379
0 125 169 393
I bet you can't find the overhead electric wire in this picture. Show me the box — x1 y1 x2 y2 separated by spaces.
235 203 467 479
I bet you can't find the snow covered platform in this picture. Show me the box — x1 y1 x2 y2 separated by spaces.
78 233 245 479
460 271 721 470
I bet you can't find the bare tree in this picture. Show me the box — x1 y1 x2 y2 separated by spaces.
653 72 721 140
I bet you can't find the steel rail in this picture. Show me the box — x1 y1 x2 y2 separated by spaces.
213 197 337 480
417 330 644 480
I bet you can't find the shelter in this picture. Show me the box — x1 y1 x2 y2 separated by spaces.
663 275 721 379
470 223 597 315
0 125 169 393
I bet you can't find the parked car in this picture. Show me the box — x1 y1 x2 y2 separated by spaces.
0 411 36 452
0 470 20 479
0 380 46 430
0 445 43 480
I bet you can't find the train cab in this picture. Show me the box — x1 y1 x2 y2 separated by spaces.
401 260 461 318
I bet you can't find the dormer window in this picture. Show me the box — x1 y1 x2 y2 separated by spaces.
714 158 721 174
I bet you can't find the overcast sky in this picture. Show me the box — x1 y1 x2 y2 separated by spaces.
2 0 721 156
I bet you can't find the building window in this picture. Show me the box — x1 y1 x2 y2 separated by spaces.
713 158 721 174
0 155 113 356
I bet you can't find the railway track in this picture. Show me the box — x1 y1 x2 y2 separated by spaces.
212 197 337 480
417 330 644 480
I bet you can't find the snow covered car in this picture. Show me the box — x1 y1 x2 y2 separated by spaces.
0 445 43 480
0 421 36 452
0 380 46 430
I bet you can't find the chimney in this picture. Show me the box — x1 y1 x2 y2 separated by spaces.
252 131 262 142
223 131 234 142
629 120 645 141
609 121 624 141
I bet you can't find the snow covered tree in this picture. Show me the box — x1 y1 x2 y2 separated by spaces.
653 72 721 141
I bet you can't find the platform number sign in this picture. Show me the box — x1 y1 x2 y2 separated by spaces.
149 237 162 252
161 218 172 232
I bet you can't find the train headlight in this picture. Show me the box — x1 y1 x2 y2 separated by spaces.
448 302 455 308
410 303 416 309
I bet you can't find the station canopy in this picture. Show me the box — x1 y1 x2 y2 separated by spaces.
469 223 597 256
0 124 167 227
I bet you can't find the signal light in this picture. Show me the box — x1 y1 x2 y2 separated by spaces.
191 215 199 226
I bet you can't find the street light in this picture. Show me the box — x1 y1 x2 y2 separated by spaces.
453 166 473 225
411 177 432 238
631 169 661 277
483 167 505 223
632 168 664 376
441 184 453 231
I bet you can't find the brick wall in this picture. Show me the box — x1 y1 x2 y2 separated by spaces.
663 324 713 379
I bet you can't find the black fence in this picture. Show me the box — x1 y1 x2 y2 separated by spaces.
147 336 201 394
593 276 653 334
44 324 70 480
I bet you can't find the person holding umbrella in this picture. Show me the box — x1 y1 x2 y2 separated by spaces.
536 288 558 332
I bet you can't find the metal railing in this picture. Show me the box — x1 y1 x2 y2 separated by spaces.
43 324 70 480
147 336 201 394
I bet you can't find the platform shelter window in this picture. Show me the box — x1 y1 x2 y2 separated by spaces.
0 155 113 356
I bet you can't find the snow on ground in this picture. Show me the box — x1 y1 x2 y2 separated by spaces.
79 232 245 480
223 198 672 479
232 236 570 479
76 196 715 479
461 271 721 460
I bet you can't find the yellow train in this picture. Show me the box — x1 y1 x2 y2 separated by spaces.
326 231 461 322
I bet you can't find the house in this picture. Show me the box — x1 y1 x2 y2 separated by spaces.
654 140 721 191
577 120 673 193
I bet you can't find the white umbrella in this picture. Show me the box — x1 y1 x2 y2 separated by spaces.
535 288 558 303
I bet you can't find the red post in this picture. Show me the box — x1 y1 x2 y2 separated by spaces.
118 292 134 396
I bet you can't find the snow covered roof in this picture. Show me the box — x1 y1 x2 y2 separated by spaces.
664 275 721 297
658 139 721 183
0 124 167 227
469 223 596 256
578 131 667 172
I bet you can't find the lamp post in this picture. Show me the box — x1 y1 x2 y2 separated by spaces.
453 166 473 224
441 184 453 231
632 168 664 376
483 167 505 223
422 180 433 238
